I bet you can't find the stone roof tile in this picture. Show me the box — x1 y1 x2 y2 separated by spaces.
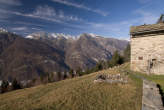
130 23 164 35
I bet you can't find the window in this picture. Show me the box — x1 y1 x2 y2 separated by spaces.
138 57 143 60
152 59 156 61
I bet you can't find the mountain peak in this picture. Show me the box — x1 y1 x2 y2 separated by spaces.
26 32 78 40
50 33 77 40
26 32 48 39
0 28 8 33
79 33 102 38
26 32 104 40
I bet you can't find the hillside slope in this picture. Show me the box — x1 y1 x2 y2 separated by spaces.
0 32 128 82
0 63 142 110
0 33 69 81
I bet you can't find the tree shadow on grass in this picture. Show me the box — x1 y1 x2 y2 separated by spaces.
157 84 164 106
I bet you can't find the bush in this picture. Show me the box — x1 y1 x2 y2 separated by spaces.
12 78 21 90
94 62 103 71
76 67 83 76
108 51 124 67
123 44 130 62
69 69 75 78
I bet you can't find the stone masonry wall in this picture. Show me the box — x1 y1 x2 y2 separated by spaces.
131 34 164 75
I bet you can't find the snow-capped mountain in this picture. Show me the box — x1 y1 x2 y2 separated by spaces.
50 33 77 40
26 32 47 39
87 33 102 38
26 32 102 40
25 32 128 70
0 31 128 82
0 28 8 33
26 32 78 40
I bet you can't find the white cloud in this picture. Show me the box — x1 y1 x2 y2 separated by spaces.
0 6 82 26
10 26 43 36
30 5 83 22
0 0 21 6
51 0 108 16
134 10 158 24
85 9 160 38
14 21 45 27
0 9 11 18
31 27 42 31
11 27 28 31
0 7 85 30
33 5 57 17
11 27 42 31
0 0 22 18
0 5 83 23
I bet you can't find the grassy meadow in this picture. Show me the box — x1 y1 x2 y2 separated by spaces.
0 63 143 110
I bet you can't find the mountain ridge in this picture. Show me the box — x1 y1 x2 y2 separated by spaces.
0 31 128 82
26 32 128 70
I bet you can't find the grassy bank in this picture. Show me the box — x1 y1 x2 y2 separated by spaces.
133 72 164 92
0 63 142 110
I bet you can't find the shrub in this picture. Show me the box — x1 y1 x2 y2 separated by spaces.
108 51 124 67
12 78 21 90
123 44 130 62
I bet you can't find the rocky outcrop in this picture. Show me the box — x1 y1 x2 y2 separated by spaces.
94 73 128 84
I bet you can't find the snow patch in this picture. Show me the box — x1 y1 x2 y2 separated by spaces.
0 28 8 33
89 33 97 38
50 33 78 40
26 35 34 39
26 32 104 40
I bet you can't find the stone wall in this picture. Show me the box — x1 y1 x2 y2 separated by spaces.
131 34 164 75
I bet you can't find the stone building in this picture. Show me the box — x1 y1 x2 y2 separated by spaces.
130 15 164 75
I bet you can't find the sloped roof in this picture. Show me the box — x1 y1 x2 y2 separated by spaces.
130 23 164 35
130 15 164 36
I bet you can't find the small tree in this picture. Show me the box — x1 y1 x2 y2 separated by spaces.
63 72 67 79
69 69 74 78
12 78 21 90
76 67 83 76
85 68 92 74
48 72 54 83
108 51 124 67
57 71 62 81
123 44 130 62
94 62 103 72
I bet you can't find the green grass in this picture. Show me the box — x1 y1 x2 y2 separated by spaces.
132 72 164 92
122 63 164 92
0 63 143 110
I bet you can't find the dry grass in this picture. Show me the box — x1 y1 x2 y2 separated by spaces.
0 63 142 110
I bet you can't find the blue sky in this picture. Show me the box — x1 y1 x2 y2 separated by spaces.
0 0 163 39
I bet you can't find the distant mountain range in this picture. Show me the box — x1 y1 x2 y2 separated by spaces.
26 32 128 69
0 30 128 81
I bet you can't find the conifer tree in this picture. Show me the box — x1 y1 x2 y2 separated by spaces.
12 78 21 90
123 44 130 62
